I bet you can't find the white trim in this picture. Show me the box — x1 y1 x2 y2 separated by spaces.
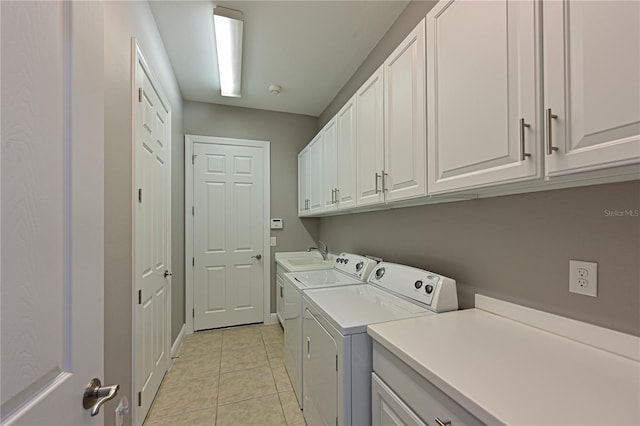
171 323 187 359
475 294 640 361
131 39 173 426
185 134 271 335
265 313 279 326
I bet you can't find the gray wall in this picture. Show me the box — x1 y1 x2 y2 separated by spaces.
183 101 320 312
319 181 640 336
104 2 183 424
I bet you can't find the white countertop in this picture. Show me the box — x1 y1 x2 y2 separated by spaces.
368 306 640 425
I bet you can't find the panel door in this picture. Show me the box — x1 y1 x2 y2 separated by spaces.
322 118 339 212
1 1 105 424
308 135 324 214
193 142 264 330
427 0 540 194
298 148 309 216
384 19 427 202
372 374 425 426
356 66 386 206
134 49 172 422
543 0 640 176
303 308 338 426
336 95 357 210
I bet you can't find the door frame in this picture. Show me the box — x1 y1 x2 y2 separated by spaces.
132 39 172 426
185 134 271 334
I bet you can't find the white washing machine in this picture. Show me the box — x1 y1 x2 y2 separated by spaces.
301 262 458 426
283 253 378 409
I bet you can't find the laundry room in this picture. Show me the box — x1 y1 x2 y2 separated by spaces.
1 0 638 425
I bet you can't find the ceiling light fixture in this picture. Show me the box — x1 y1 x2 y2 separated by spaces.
213 6 244 98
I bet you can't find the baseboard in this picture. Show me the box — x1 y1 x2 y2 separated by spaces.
264 313 279 325
171 323 186 359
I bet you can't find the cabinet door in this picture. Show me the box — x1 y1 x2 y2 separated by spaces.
336 95 357 210
322 118 338 212
372 373 425 426
356 66 385 206
543 0 640 176
427 0 540 194
297 148 309 216
276 272 285 326
384 19 427 202
308 134 324 214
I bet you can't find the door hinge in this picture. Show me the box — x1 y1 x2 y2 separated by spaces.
138 289 142 305
138 188 142 203
192 308 195 318
192 206 194 216
137 391 142 407
138 88 142 103
192 257 195 266
336 416 338 426
192 154 196 164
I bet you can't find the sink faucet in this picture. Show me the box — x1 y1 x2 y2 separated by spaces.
307 240 329 261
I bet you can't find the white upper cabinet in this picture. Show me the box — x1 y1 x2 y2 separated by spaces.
384 18 427 201
356 66 386 207
427 0 540 195
308 134 324 214
543 0 640 176
322 117 338 212
336 95 357 210
298 147 309 216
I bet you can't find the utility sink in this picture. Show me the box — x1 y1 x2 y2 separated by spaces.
290 269 359 287
275 251 335 272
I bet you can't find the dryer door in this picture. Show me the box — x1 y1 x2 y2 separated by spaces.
303 308 338 426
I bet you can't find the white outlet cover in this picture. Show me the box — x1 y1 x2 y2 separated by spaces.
569 260 597 297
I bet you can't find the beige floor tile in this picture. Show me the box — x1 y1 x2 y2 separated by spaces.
216 394 286 426
221 344 268 373
222 327 263 349
217 366 277 405
144 407 216 426
163 352 220 384
278 391 306 426
266 342 285 365
271 364 293 393
261 324 284 345
148 374 218 419
180 332 223 356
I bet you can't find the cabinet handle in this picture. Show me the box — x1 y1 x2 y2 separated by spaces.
307 337 311 358
375 173 381 193
335 188 339 203
280 284 283 298
435 418 452 426
546 108 559 155
332 188 336 204
519 118 531 161
382 171 388 192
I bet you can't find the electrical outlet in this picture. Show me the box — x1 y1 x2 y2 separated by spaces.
569 260 597 297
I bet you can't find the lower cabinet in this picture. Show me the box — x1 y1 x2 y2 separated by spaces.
276 265 285 326
372 342 482 426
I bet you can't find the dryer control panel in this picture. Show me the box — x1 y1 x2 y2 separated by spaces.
334 252 377 281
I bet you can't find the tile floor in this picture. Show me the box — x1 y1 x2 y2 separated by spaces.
144 323 305 426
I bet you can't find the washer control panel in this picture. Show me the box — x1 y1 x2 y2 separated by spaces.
368 262 458 313
334 253 377 281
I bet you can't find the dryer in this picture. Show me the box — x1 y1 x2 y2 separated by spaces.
301 262 458 426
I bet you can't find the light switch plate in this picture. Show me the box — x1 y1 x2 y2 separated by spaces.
270 236 277 246
569 260 597 297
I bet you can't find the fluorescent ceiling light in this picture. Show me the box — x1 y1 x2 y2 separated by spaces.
213 7 244 97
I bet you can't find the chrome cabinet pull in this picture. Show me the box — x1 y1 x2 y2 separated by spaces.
307 337 311 358
435 418 451 426
382 171 388 192
519 118 531 161
375 172 381 193
279 283 283 298
546 108 559 155
334 188 339 204
83 378 119 416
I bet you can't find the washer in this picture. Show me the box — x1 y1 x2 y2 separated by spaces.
283 253 378 409
301 262 458 426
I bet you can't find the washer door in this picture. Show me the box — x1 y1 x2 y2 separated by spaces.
303 308 338 426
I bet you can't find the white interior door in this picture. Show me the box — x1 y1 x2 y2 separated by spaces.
133 45 172 423
1 1 105 424
193 141 265 330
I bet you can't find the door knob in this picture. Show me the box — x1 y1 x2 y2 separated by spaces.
83 378 119 416
251 254 262 260
164 270 172 278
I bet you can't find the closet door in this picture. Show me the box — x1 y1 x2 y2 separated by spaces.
543 0 640 176
427 0 540 195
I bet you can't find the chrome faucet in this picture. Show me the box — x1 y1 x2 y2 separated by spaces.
307 240 329 261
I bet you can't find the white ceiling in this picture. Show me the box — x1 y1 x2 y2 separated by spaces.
149 1 409 116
